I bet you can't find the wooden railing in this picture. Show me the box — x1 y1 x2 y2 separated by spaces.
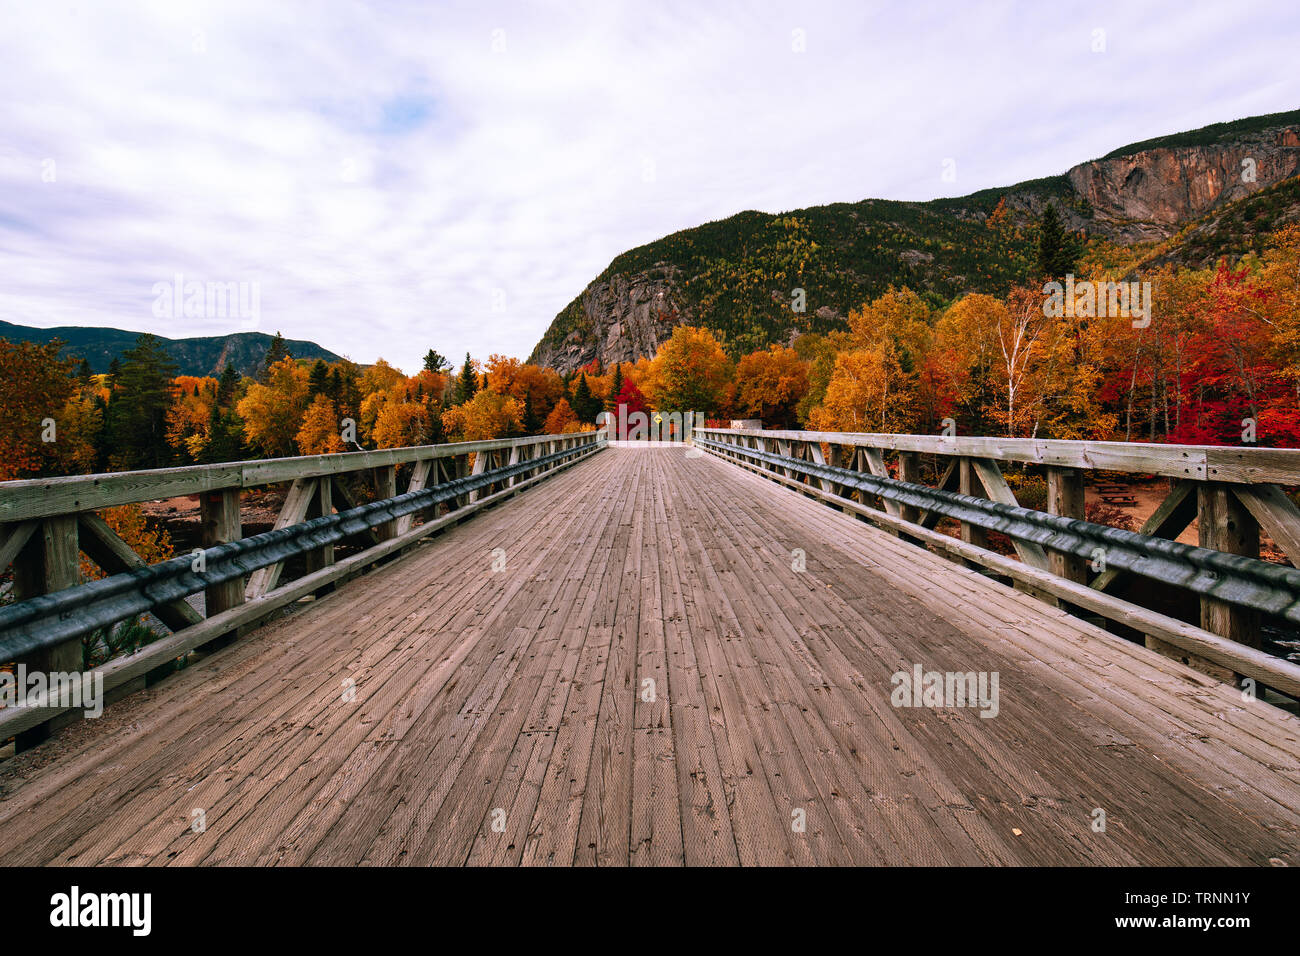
694 427 1300 701
0 430 605 750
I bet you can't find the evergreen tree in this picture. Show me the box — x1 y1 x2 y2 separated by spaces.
423 349 451 373
77 358 93 384
258 331 290 382
308 359 329 397
105 333 178 469
216 363 240 408
608 364 623 411
424 396 445 444
201 403 245 464
522 393 541 434
572 373 597 423
453 353 478 405
1037 203 1080 279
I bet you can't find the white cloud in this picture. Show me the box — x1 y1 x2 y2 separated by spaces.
0 0 1296 372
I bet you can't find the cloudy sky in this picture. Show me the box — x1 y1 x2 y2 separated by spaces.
1 0 1296 373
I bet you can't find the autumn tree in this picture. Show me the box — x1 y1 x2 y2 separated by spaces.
442 388 521 442
0 339 93 479
237 356 310 457
296 393 346 454
543 398 579 434
647 325 734 414
733 346 810 427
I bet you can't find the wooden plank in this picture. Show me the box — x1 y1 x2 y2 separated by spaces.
0 447 605 743
1235 483 1300 569
700 442 1300 700
695 428 1226 480
0 433 601 523
0 520 37 573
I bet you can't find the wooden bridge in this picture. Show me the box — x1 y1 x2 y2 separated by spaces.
2 429 1300 866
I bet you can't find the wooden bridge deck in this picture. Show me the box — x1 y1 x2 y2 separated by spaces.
2 446 1299 866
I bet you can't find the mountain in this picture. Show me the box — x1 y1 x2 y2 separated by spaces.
530 109 1300 373
0 322 342 377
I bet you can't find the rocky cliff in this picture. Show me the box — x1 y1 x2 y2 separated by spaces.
1067 126 1300 242
530 111 1300 373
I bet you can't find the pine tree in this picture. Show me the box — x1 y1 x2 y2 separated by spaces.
608 364 623 411
308 359 329 397
216 363 240 408
454 353 478 405
77 358 93 384
258 331 290 382
105 333 178 469
1037 203 1080 279
572 373 597 423
424 396 445 444
423 349 451 373
522 393 541 434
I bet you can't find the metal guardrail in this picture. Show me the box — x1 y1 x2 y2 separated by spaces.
694 434 1300 625
0 440 601 662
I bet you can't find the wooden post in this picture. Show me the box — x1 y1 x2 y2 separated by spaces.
305 478 334 594
13 515 81 750
375 465 397 540
199 487 243 651
1047 467 1087 584
1198 483 1261 649
897 452 924 545
958 457 988 549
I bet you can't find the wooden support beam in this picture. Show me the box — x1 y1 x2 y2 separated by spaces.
304 476 334 593
467 450 488 504
1198 483 1261 650
374 465 397 540
897 453 921 524
964 459 1051 570
1234 484 1300 569
13 515 82 749
0 520 37 573
199 487 243 651
396 459 433 535
329 477 382 548
246 478 318 600
860 447 902 518
78 513 203 632
1046 466 1088 585
958 458 989 561
918 459 960 530
1092 481 1196 593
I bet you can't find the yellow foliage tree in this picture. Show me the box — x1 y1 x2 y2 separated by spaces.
236 357 310 457
296 393 345 454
